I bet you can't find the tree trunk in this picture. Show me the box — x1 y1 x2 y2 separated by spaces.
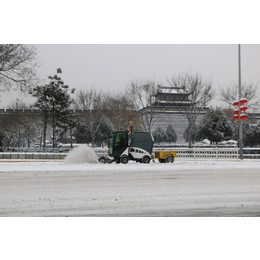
91 132 95 147
188 127 192 148
43 114 48 151
70 126 73 148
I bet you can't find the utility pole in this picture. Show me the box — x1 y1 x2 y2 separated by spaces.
238 44 243 160
52 98 56 151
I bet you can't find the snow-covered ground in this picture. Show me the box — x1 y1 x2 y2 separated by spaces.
1 149 259 259
1 156 260 217
0 157 259 172
1 140 259 172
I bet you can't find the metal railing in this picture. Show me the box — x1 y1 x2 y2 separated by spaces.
0 152 67 160
154 147 239 159
94 147 240 159
1 147 260 160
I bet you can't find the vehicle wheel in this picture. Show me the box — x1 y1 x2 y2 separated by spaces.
98 156 107 164
107 158 113 164
142 155 151 164
120 155 129 164
165 155 174 163
159 159 165 163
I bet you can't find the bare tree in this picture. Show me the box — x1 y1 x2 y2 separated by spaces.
168 72 215 147
72 87 104 110
0 44 38 92
219 82 259 110
127 79 158 132
0 115 37 150
104 91 139 131
73 87 108 146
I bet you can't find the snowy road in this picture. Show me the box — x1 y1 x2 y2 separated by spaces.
1 159 260 217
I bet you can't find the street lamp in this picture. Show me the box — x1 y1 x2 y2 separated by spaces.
238 44 243 160
232 45 248 160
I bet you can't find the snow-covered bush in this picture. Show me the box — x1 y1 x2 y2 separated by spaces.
197 107 233 144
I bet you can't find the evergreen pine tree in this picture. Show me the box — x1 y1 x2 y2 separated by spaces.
197 107 233 143
153 127 167 144
165 124 177 143
31 68 76 149
183 124 199 144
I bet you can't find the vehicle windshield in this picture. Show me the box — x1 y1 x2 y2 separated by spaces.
108 131 128 158
114 132 128 147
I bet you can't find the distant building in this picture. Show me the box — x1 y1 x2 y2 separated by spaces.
153 85 191 108
139 85 209 144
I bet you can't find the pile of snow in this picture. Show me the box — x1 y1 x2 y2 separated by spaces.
64 145 99 164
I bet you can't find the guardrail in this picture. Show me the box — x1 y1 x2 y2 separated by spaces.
155 147 260 159
0 153 67 160
154 147 239 159
1 147 260 160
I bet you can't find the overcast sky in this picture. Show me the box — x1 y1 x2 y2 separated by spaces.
35 44 260 89
1 44 259 108
2 0 260 109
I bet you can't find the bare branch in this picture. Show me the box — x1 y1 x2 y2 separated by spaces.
167 72 215 147
0 44 38 92
127 78 158 132
218 81 259 108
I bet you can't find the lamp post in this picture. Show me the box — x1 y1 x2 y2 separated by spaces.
238 44 243 160
233 45 248 160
